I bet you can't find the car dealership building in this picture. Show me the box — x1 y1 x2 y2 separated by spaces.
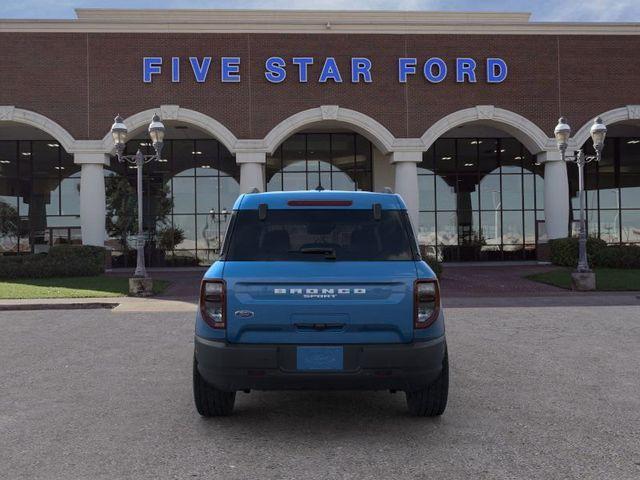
1 9 640 265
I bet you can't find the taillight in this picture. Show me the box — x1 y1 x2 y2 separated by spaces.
414 280 440 329
200 279 226 329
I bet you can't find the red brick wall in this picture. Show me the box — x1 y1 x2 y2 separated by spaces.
1 32 639 142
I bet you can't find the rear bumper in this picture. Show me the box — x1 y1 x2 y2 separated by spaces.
194 335 446 392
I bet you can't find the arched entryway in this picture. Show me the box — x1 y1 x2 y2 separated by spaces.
418 127 545 261
261 106 398 204
104 117 240 267
569 107 640 245
418 107 553 261
265 130 377 193
0 109 80 254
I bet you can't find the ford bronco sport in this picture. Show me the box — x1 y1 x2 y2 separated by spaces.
193 190 448 416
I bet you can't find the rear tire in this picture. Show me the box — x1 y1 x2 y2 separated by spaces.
405 348 449 417
193 356 236 417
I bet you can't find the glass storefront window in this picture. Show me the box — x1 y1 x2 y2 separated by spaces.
434 139 456 175
266 133 373 193
105 138 239 267
620 176 640 208
621 210 640 243
568 136 640 245
501 175 523 211
599 210 620 243
0 140 79 254
418 174 435 211
419 136 545 261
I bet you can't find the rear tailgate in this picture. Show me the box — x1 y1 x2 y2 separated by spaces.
222 261 417 344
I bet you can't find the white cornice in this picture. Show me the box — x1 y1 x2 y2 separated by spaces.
0 9 639 35
73 9 532 24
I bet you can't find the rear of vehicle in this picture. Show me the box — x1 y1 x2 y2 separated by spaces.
193 191 448 417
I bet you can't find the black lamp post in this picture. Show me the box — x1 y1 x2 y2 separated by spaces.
110 114 166 279
554 116 607 281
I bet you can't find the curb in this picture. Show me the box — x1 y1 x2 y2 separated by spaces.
0 302 120 312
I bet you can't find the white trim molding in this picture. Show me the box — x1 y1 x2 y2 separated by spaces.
100 105 239 154
571 105 640 149
263 106 397 155
0 106 76 153
3 10 640 35
421 105 553 154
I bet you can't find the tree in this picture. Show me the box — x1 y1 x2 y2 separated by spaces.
0 201 21 249
105 175 173 252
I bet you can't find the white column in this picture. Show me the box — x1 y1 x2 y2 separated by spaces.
75 153 109 246
539 151 569 239
391 151 421 231
237 151 266 193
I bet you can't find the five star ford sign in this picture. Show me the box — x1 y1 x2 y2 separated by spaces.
143 56 508 84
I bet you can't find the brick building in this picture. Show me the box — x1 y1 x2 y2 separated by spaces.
1 9 639 264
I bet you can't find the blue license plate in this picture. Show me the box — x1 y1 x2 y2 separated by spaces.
296 346 344 371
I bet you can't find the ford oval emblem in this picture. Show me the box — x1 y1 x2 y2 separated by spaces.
234 310 255 318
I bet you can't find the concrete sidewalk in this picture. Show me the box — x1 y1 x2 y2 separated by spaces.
0 295 197 313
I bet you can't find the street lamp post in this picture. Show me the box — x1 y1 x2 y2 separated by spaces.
553 116 607 289
110 114 165 290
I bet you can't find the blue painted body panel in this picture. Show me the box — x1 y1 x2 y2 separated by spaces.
196 190 444 345
234 190 407 210
219 261 417 344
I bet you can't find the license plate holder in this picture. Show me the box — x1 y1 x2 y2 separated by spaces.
296 346 344 371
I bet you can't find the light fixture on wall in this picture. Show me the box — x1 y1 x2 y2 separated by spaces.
110 113 165 284
553 116 607 287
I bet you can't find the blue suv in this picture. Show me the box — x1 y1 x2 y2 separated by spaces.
193 190 448 416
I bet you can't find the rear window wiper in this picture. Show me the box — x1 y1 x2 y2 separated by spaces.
289 247 337 260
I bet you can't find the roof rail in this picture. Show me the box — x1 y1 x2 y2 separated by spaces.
382 187 394 194
248 187 261 194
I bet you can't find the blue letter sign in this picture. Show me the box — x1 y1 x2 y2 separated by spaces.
142 56 508 84
143 57 162 83
292 57 314 82
221 57 241 82
398 58 417 83
351 58 372 83
487 58 508 83
171 57 180 83
189 57 211 83
456 58 477 83
265 56 287 83
424 58 447 83
319 57 343 83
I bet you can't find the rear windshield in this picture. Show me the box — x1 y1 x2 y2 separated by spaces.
224 209 417 261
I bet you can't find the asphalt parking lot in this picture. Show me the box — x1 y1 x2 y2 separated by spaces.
1 304 639 479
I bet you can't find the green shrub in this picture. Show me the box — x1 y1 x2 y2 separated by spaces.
549 237 607 267
550 237 640 269
0 245 106 279
593 245 640 269
157 226 185 252
164 254 201 267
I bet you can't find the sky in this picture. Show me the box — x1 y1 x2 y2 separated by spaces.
1 0 640 22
